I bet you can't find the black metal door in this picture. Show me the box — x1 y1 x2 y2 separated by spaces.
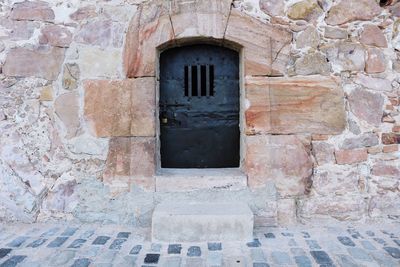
160 44 240 168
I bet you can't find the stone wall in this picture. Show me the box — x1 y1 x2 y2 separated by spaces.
0 0 399 226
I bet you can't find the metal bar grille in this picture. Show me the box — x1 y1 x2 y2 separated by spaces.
184 65 214 97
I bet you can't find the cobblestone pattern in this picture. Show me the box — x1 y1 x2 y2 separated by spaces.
0 222 399 267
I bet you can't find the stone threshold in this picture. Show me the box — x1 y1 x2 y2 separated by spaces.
155 168 247 192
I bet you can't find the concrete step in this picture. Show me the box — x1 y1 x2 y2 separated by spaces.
152 201 254 242
155 168 247 192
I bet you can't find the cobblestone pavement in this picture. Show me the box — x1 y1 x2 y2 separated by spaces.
0 222 399 267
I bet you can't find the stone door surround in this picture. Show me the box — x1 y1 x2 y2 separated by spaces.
83 0 345 196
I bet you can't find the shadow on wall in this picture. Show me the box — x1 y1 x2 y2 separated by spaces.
380 0 396 6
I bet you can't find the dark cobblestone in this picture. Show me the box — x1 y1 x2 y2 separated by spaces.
144 253 160 264
187 246 201 257
383 246 400 258
246 239 261 247
109 239 127 250
168 244 182 254
338 236 356 247
0 249 11 259
27 238 47 248
117 232 131 239
0 255 26 267
68 239 86 249
130 245 142 255
264 233 275 239
310 251 333 265
92 236 110 245
0 222 398 267
47 237 68 248
208 242 222 251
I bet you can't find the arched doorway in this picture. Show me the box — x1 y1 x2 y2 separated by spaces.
159 44 240 168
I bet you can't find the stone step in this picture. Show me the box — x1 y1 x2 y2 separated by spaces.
152 201 254 242
155 168 247 192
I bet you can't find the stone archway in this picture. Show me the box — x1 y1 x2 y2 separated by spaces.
83 0 346 198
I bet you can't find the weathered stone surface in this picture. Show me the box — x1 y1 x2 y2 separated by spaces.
70 5 97 21
326 0 381 25
365 48 386 73
372 163 400 177
245 76 345 135
41 174 78 214
39 85 53 101
360 24 387 48
0 19 39 41
246 135 313 196
152 202 253 242
10 0 55 22
294 52 330 75
62 64 80 90
124 1 174 78
260 0 285 17
335 149 368 165
75 19 124 49
277 199 297 226
383 145 398 153
324 27 348 39
369 194 400 217
225 10 292 76
296 26 320 49
382 133 400 144
312 167 361 196
0 133 46 197
103 137 156 192
299 196 367 221
55 92 80 139
287 0 323 22
169 0 232 40
312 142 335 165
341 133 379 149
68 136 108 156
78 47 121 79
3 47 65 80
321 42 365 72
39 25 72 48
348 88 384 126
84 78 155 137
354 74 391 92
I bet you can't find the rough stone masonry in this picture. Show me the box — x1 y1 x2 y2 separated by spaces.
0 0 399 227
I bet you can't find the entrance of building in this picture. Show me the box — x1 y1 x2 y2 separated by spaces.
159 44 240 168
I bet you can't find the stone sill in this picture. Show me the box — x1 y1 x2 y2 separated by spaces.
155 168 247 192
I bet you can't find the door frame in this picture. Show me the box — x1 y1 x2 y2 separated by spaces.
155 39 245 172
